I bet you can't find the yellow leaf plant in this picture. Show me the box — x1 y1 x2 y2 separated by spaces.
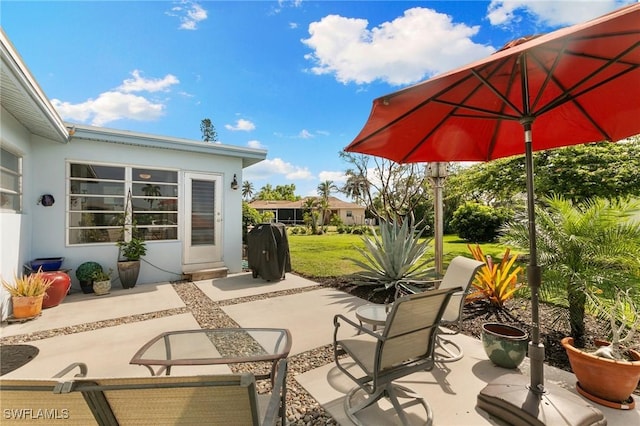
467 244 523 308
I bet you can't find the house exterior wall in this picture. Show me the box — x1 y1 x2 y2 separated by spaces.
26 135 245 289
1 106 36 320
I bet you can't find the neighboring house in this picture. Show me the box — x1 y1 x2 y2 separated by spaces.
0 29 266 320
249 196 366 225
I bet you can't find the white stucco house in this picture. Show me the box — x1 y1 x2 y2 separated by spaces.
1 29 266 320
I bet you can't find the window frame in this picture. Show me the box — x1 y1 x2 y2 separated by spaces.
67 162 179 245
0 147 23 213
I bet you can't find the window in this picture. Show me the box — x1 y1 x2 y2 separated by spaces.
1 148 22 212
68 163 178 244
346 210 353 218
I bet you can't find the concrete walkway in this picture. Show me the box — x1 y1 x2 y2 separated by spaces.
1 272 638 425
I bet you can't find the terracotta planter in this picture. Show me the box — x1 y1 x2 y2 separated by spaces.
561 336 640 409
40 271 71 308
481 322 528 369
12 295 44 319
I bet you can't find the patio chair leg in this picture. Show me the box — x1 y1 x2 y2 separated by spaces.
435 335 463 363
345 384 433 426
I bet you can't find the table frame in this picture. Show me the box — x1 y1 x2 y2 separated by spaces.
130 328 292 380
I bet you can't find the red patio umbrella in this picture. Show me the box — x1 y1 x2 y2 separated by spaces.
346 3 640 425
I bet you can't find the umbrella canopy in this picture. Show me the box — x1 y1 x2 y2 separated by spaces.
346 3 639 163
346 3 640 424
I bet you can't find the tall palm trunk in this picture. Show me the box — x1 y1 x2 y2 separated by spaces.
567 285 586 347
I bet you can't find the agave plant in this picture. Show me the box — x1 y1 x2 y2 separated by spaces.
467 244 523 308
350 218 433 290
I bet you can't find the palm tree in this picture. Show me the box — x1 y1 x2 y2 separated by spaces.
502 195 640 347
242 181 254 201
317 180 337 229
342 172 368 203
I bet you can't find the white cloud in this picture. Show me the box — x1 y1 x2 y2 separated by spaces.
118 70 179 93
302 7 495 86
298 129 314 139
289 22 299 29
168 1 207 30
487 0 631 27
247 140 265 149
243 157 313 181
51 71 178 126
319 170 346 183
225 118 256 131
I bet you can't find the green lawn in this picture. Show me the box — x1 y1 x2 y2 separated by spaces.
288 233 510 278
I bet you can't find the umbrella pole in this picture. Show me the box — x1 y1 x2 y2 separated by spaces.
523 124 545 395
476 123 604 426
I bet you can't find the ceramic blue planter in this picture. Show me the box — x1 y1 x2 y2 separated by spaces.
481 322 528 369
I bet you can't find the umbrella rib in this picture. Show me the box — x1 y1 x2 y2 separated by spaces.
532 42 639 139
471 69 524 117
400 57 519 162
430 100 521 120
347 72 478 150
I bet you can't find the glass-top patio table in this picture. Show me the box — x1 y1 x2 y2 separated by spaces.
130 328 291 379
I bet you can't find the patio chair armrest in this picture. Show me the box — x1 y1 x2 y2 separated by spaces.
52 362 88 378
262 359 287 426
333 314 383 341
396 279 439 294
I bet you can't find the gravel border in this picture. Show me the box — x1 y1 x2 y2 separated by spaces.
0 281 339 425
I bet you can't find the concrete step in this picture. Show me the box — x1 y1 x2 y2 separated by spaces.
185 267 228 282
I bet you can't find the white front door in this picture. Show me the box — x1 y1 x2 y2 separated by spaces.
183 172 222 270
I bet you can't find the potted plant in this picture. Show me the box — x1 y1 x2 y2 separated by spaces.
91 269 112 296
117 236 146 289
2 269 53 319
561 288 640 410
75 261 103 294
467 244 528 369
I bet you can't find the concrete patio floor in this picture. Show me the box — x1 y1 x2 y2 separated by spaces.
1 272 638 425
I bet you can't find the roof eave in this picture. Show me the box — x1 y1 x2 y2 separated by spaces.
69 123 267 168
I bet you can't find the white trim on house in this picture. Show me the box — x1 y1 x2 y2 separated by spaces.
70 124 266 168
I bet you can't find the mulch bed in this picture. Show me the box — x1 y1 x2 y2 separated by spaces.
0 344 39 376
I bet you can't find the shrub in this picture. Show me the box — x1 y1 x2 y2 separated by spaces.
451 202 510 242
329 214 343 227
467 244 523 308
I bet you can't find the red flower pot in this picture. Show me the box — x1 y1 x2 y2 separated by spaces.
40 271 71 308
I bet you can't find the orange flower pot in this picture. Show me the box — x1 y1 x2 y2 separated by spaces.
11 295 44 319
561 336 640 409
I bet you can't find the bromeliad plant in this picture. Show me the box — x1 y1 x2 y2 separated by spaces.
467 244 523 308
350 218 433 290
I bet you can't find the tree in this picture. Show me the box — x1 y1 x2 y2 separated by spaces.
341 171 369 204
255 183 299 201
242 181 254 201
448 138 640 207
317 180 337 229
501 195 640 347
200 118 218 143
339 151 430 221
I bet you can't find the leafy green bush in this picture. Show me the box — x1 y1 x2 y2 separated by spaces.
76 262 103 282
329 214 343 227
242 202 261 244
451 202 510 242
289 226 307 235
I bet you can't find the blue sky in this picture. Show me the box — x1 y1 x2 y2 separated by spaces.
2 0 634 198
